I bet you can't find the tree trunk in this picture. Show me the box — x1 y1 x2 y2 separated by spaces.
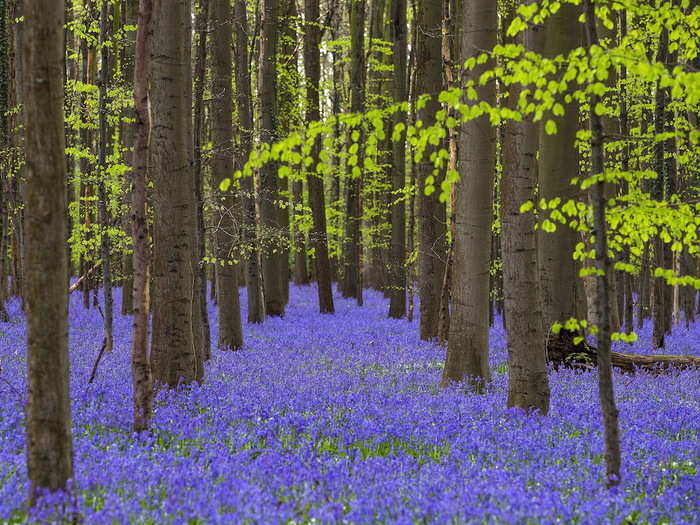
22 0 74 499
258 0 285 316
131 0 153 431
193 0 212 359
211 0 243 350
233 0 264 323
387 0 407 319
583 0 621 488
537 4 580 333
501 8 549 414
304 0 334 313
0 0 9 322
441 0 496 386
97 0 114 352
415 0 446 340
150 0 203 386
342 0 365 305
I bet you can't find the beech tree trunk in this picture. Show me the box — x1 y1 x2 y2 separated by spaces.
233 0 264 323
537 4 581 333
387 0 407 319
342 0 365 305
304 0 334 313
415 0 446 340
211 0 243 350
22 0 74 499
193 0 212 359
584 0 622 488
258 0 285 316
131 0 153 432
501 7 549 414
442 0 496 386
150 0 203 386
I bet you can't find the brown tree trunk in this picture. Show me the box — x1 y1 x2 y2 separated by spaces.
442 0 496 386
537 4 580 334
584 0 621 487
304 0 334 313
258 0 285 316
22 0 74 499
233 0 264 323
387 0 407 319
501 8 549 414
211 0 243 350
415 0 446 340
342 0 365 305
150 0 203 386
193 0 212 359
131 0 153 432
97 0 114 352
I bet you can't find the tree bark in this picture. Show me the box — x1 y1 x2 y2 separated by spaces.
193 0 212 359
22 0 74 499
211 0 243 350
304 0 334 313
150 0 203 386
415 0 446 340
583 0 621 488
342 0 365 305
537 4 581 333
233 0 264 323
97 0 114 352
441 0 496 386
501 8 549 414
258 0 285 316
387 0 407 319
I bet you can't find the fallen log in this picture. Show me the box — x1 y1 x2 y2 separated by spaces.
546 332 700 373
68 260 102 294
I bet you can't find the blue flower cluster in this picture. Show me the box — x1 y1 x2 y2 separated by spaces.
0 286 698 523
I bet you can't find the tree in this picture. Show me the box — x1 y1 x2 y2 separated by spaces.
259 0 285 317
501 7 550 414
97 0 113 352
583 0 621 487
415 0 446 340
304 0 334 313
150 0 204 386
22 0 74 499
342 0 365 305
441 0 497 386
233 0 264 323
131 0 153 432
387 0 407 319
537 3 581 335
211 0 243 349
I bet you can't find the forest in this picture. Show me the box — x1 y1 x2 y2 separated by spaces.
1 0 699 522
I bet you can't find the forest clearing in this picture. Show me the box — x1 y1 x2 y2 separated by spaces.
2 0 700 522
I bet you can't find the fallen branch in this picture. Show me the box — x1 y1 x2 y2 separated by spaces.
547 332 700 373
69 260 102 294
88 336 108 384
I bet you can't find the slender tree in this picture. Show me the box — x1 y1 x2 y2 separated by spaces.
258 0 285 316
97 0 114 352
132 0 153 431
342 0 365 304
502 10 549 414
415 0 446 340
234 0 265 323
150 0 203 385
441 0 497 386
22 0 74 499
583 0 622 487
387 0 407 319
211 0 243 349
304 0 334 313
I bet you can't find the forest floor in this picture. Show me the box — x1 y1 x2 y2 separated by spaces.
0 285 699 523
